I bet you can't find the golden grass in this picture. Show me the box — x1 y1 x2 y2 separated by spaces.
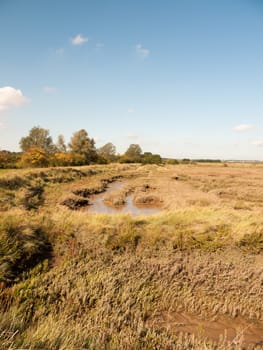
1 163 263 349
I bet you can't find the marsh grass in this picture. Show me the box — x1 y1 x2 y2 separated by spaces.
0 211 52 285
1 164 263 349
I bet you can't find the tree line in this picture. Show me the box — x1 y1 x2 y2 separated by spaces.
0 126 162 168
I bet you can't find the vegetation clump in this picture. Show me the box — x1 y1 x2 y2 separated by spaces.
61 196 90 210
0 213 52 285
1 126 166 168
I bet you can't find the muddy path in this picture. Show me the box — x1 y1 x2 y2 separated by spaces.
148 311 263 348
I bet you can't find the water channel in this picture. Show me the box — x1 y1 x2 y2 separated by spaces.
87 181 161 216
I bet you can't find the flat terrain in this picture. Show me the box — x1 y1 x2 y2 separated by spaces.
1 163 263 349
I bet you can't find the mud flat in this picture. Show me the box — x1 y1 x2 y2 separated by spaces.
148 311 263 348
2 164 263 349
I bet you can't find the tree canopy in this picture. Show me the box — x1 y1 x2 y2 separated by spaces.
142 152 162 164
68 129 97 164
3 126 164 168
122 144 143 163
56 135 67 153
19 126 56 154
19 146 50 168
98 142 116 162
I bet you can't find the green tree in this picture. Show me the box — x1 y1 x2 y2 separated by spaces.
56 134 67 152
68 129 97 164
19 126 56 154
125 144 142 157
98 142 116 162
121 144 142 163
142 152 162 164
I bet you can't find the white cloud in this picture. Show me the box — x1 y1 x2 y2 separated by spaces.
136 44 150 59
0 86 28 112
233 124 254 132
43 86 57 94
127 108 135 113
71 34 89 46
251 140 263 147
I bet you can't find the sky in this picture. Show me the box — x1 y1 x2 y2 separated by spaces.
1 0 263 160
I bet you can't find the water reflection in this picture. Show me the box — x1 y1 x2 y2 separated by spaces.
87 182 161 216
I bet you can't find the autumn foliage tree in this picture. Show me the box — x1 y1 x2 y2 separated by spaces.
14 126 162 168
53 152 75 167
53 134 71 166
0 151 21 168
19 146 50 168
18 126 56 167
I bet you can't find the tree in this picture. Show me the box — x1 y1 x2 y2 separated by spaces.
56 134 67 152
19 126 56 154
19 146 50 168
68 129 97 164
53 152 74 166
125 144 142 158
142 152 162 164
0 150 21 169
121 144 143 163
98 142 116 162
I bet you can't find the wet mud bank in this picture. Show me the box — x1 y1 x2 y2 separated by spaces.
88 181 162 216
61 175 121 210
61 176 162 215
148 311 263 348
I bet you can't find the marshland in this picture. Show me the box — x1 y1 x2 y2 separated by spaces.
1 162 263 349
2 0 263 348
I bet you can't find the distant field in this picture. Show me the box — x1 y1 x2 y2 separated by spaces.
1 163 263 349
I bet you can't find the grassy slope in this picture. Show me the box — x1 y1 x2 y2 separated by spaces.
0 164 263 349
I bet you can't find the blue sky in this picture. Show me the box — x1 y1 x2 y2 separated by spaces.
1 0 263 159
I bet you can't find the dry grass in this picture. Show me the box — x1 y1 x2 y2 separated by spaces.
0 163 263 349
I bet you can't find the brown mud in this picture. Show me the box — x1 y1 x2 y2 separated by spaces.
148 311 263 348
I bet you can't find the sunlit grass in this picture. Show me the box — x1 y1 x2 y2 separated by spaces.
1 163 263 349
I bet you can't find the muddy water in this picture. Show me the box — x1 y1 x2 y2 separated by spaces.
87 181 161 216
149 311 263 348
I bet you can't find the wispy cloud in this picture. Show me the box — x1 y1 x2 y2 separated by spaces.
136 44 150 59
71 34 89 46
43 86 57 95
127 108 135 113
233 124 255 132
0 86 29 112
251 140 263 147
